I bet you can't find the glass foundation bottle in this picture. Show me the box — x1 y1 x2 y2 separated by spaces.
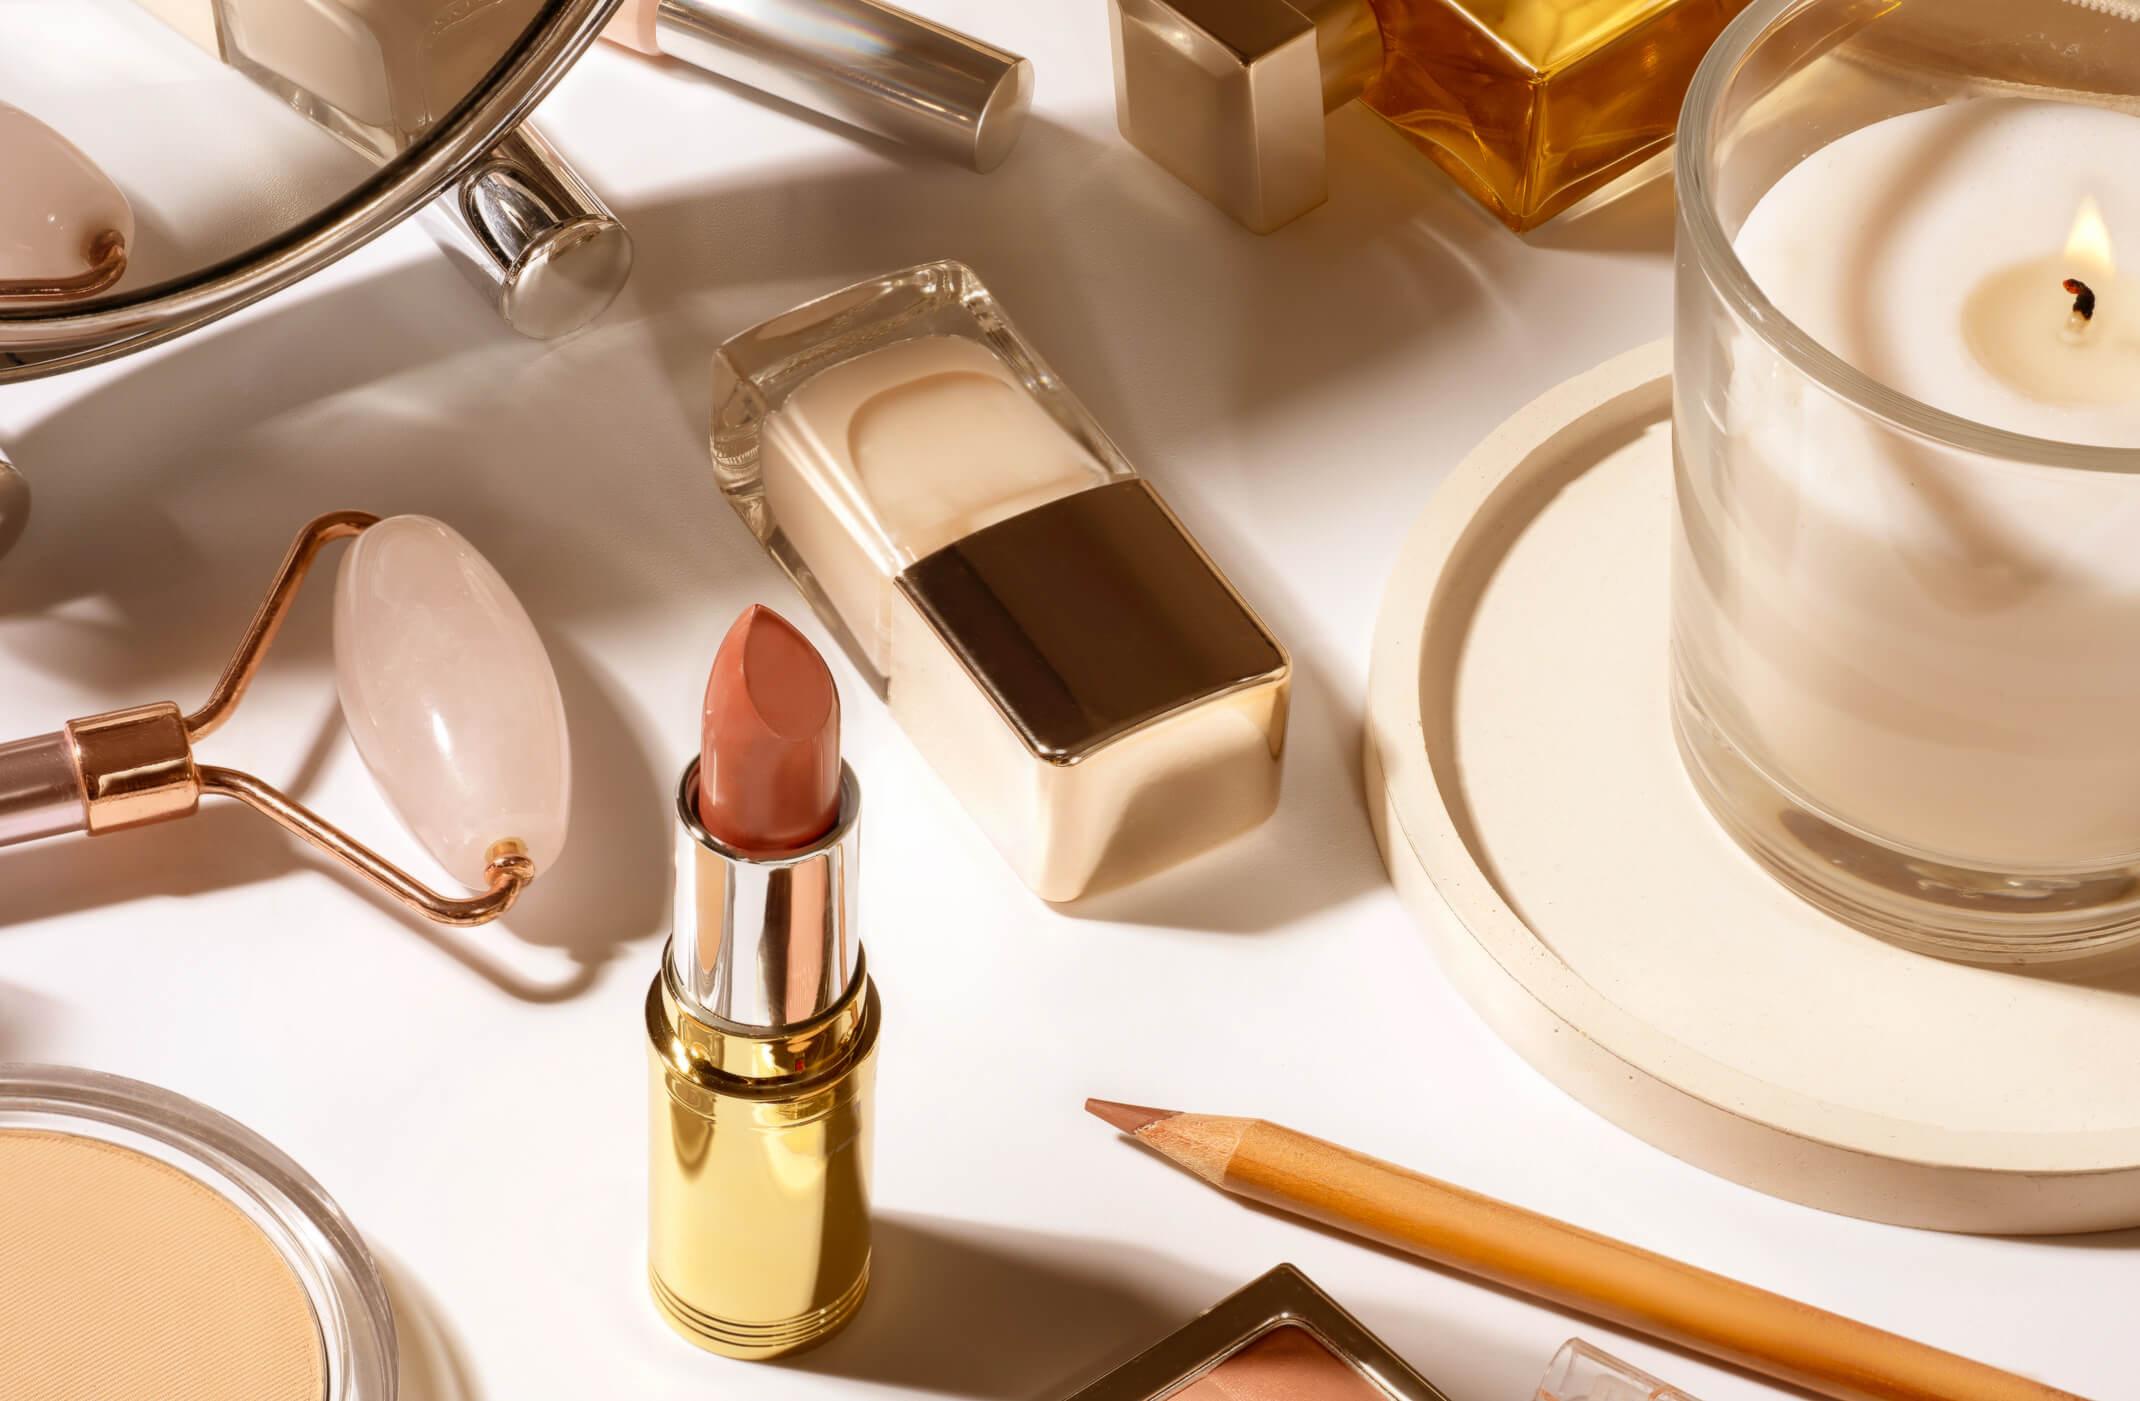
1108 0 1751 233
712 262 1291 903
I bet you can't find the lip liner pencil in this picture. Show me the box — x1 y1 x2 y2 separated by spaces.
1085 1101 2088 1401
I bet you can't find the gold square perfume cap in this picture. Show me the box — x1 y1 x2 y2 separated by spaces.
1107 0 1380 233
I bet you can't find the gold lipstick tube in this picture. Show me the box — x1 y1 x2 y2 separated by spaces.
646 759 879 1359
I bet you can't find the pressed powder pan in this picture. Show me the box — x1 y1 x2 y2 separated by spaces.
0 1065 394 1400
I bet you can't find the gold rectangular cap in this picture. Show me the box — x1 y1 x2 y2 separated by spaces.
890 479 1291 902
1107 0 1332 233
897 480 1286 763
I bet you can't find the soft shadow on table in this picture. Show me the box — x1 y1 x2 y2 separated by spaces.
2010 1225 2140 1251
1523 168 1679 256
0 980 67 1060
0 636 656 1003
786 1213 1565 1401
2001 939 2140 998
0 697 340 929
778 1214 1232 1399
1055 657 1383 935
380 1252 483 1401
593 117 1524 934
0 110 1672 944
604 114 1522 453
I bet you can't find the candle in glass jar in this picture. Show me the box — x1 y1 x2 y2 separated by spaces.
1696 99 2140 869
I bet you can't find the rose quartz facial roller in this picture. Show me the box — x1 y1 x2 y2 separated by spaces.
0 512 569 924
0 103 133 302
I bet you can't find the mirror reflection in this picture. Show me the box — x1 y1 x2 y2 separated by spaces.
0 0 554 306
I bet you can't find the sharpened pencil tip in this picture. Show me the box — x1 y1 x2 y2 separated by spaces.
1085 1098 1178 1135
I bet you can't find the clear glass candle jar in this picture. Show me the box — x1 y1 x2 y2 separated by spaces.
1671 0 2140 963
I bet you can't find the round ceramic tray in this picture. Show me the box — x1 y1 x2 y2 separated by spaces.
1364 340 2140 1235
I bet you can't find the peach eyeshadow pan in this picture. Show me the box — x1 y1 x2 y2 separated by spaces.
0 1129 326 1401
1173 1327 1395 1401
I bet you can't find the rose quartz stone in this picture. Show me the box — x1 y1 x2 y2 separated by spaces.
334 516 570 887
0 103 132 298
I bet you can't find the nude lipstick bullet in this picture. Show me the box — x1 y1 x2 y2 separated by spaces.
647 605 880 1359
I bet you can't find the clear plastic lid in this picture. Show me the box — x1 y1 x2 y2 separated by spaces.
0 1064 397 1400
1537 1340 1701 1401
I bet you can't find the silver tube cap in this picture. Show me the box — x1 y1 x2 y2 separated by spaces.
668 757 861 1033
654 0 1033 171
419 124 635 340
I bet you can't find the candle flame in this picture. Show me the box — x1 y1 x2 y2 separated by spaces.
2065 196 2115 276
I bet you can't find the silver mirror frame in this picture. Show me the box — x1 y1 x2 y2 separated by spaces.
0 0 622 381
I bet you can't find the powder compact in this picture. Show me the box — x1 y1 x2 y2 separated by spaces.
1065 1265 1450 1401
0 1065 395 1400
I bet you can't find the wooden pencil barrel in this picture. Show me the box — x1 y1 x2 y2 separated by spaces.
1224 1122 2083 1401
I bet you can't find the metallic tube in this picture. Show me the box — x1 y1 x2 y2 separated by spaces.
419 124 635 340
668 760 860 1028
648 759 878 1358
653 0 1033 171
0 733 85 848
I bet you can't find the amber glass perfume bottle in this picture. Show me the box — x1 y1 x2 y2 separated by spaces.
1109 0 1749 233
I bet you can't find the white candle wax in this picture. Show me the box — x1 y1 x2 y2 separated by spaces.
1685 99 2140 869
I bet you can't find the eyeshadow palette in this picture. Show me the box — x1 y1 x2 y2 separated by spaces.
1065 1265 1450 1401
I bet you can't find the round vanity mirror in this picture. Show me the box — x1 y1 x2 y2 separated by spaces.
0 0 625 380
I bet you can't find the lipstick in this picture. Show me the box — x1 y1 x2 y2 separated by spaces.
647 606 880 1360
697 605 841 856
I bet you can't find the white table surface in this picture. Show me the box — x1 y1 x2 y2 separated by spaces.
0 6 2126 1399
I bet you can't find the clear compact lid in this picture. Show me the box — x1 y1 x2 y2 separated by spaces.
0 1064 396 1401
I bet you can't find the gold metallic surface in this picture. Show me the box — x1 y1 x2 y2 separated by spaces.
892 480 1291 901
899 481 1288 762
1107 0 1348 234
1111 0 1743 233
647 957 879 1360
1064 1265 1453 1401
64 703 200 833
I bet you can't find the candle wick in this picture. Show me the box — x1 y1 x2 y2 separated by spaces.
2062 275 2097 342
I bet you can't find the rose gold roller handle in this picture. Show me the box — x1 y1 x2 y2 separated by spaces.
0 734 84 847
